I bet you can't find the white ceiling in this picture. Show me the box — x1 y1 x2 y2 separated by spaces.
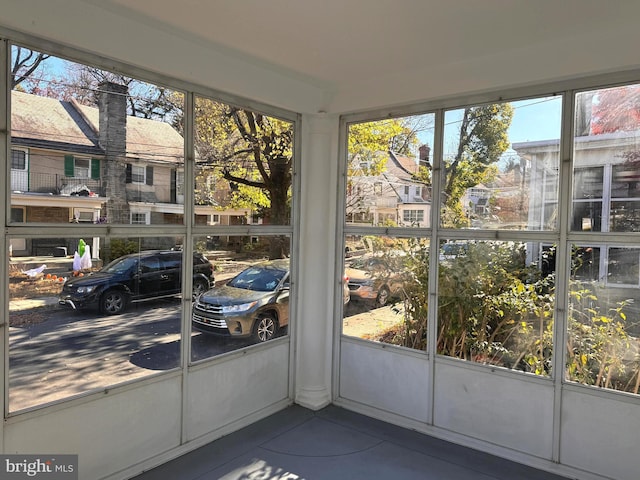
5 0 640 113
94 0 640 87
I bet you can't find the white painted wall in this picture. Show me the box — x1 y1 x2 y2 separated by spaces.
433 360 554 460
186 343 290 441
561 388 640 480
4 377 182 479
337 344 640 480
3 345 291 480
339 340 429 422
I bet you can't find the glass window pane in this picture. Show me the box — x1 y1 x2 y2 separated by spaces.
194 97 293 228
342 235 430 351
346 115 435 228
191 235 291 362
573 84 640 232
568 244 640 394
607 247 640 285
572 246 601 281
572 167 604 231
437 240 554 375
8 235 203 412
74 157 90 178
11 149 26 170
448 97 562 230
10 45 185 225
610 201 640 232
131 165 145 184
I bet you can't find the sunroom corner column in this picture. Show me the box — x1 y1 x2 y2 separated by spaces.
294 113 339 410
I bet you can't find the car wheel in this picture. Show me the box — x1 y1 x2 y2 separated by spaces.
375 286 390 307
192 279 208 299
101 290 128 315
252 313 278 343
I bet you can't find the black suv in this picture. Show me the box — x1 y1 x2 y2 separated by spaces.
59 250 214 315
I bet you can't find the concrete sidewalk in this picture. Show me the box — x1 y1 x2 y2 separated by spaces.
9 296 60 313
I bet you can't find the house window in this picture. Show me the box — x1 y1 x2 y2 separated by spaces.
10 149 29 191
74 157 90 178
64 155 100 179
126 164 153 186
131 212 149 225
403 210 424 223
607 247 640 286
11 149 27 170
176 171 184 196
10 207 25 223
131 165 146 184
572 166 604 232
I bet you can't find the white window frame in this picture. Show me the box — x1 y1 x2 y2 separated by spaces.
131 165 146 185
74 157 91 179
11 148 28 171
130 211 150 225
402 209 424 223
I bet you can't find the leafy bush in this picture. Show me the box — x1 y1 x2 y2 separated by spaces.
383 241 640 393
101 239 140 263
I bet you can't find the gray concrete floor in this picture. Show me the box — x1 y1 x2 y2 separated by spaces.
131 405 569 480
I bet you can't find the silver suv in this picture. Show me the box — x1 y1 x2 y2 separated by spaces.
193 259 289 343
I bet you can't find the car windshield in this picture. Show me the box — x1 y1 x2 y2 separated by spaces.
102 256 138 274
228 266 287 292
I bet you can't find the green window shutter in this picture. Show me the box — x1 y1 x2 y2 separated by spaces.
64 155 75 177
146 166 154 186
90 158 101 180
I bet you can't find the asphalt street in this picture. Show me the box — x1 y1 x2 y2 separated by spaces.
8 299 256 412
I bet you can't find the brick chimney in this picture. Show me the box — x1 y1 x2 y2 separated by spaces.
98 81 130 224
419 144 431 167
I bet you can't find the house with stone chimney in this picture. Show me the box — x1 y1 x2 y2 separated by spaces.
9 82 245 256
346 145 432 227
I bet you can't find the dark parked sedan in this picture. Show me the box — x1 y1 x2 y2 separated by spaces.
59 250 214 314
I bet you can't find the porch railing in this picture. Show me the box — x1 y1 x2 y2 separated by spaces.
11 173 104 197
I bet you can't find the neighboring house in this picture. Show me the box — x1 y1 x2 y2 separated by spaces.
346 146 431 227
514 130 640 288
9 83 248 256
461 184 491 216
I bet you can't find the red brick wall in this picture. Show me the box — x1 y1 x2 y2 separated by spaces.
26 206 69 223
